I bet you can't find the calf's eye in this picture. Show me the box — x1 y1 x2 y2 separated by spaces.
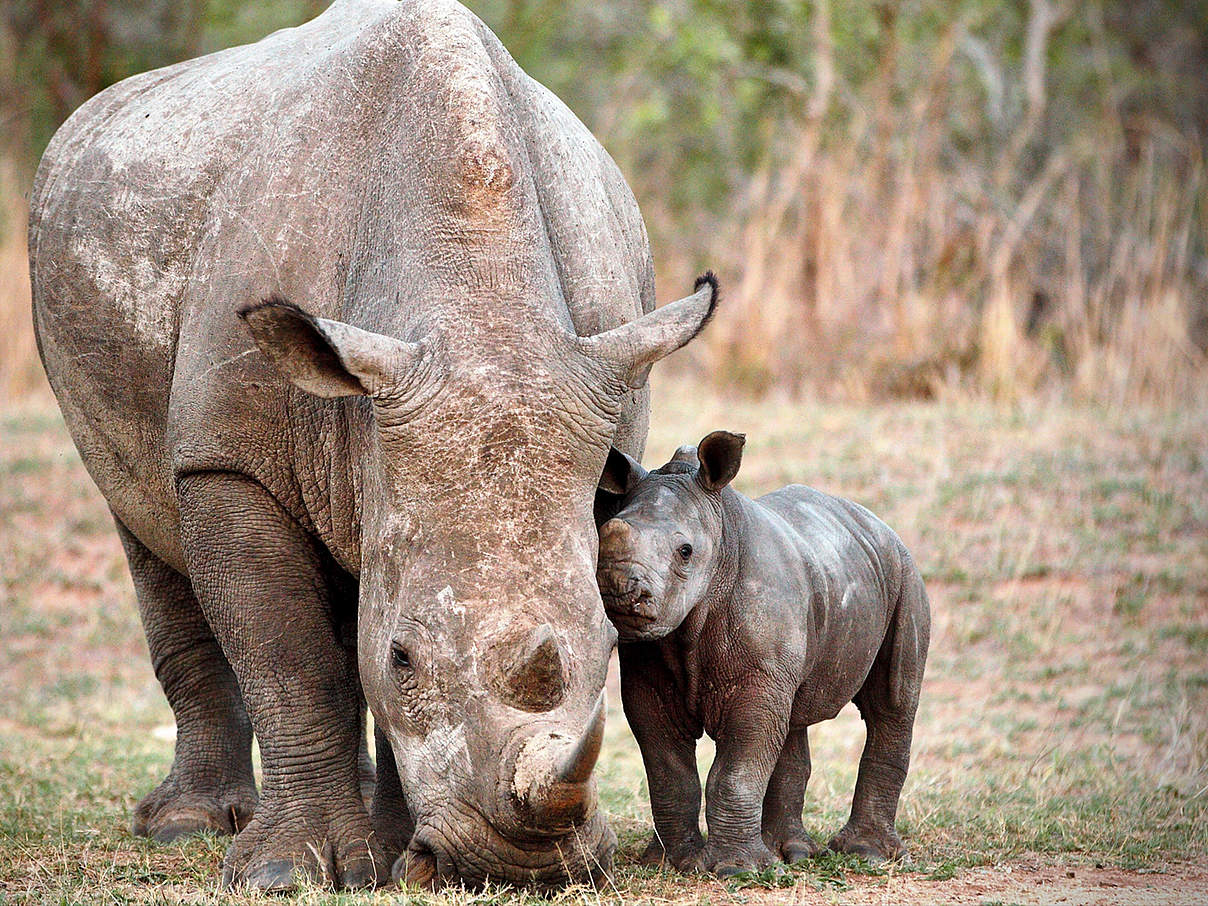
677 543 693 560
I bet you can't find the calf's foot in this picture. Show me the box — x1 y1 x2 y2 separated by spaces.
133 773 256 843
637 833 703 870
763 826 821 864
689 837 779 877
827 822 907 861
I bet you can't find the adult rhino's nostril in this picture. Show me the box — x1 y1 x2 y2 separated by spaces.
490 622 566 713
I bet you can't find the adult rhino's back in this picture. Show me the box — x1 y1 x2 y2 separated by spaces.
29 0 400 565
30 0 653 571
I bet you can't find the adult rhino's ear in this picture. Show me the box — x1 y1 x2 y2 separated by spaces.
696 430 745 492
238 296 429 399
579 273 718 389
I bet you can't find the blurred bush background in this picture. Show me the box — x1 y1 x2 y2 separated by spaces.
2 0 1205 404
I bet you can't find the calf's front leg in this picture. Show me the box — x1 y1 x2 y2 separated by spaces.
619 643 704 870
761 726 820 862
698 680 791 876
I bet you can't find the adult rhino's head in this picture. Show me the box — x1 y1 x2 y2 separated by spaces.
237 275 717 886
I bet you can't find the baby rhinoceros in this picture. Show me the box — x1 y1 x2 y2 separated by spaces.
595 431 930 876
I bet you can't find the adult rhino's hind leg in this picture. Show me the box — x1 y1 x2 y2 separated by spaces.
115 518 257 843
178 472 385 892
830 574 929 861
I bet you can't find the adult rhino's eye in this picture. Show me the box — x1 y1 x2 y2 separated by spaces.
677 543 693 560
390 642 412 670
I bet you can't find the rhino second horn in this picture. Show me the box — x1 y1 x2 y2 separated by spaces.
497 622 566 712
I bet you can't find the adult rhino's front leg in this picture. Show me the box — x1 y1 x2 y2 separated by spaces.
178 471 386 892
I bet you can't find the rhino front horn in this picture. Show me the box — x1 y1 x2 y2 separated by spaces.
510 690 607 830
554 688 606 784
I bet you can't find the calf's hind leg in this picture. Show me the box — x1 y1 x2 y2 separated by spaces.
115 518 257 842
761 726 820 862
830 575 929 860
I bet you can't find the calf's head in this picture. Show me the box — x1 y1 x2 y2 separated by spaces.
596 430 745 640
238 276 717 886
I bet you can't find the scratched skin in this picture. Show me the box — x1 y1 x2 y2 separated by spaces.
596 432 930 876
29 0 718 891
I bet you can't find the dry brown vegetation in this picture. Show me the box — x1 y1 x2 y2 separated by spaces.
0 166 40 401
641 3 1208 406
3 5 1208 408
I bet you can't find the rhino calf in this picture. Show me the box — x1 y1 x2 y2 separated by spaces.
595 431 930 876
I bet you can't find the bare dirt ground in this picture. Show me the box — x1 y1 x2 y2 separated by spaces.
2 377 1206 904
725 863 1208 906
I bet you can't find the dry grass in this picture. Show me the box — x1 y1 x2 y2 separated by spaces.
674 118 1208 407
635 4 1208 407
1 376 1206 904
0 165 40 403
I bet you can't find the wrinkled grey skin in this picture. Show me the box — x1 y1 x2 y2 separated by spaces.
29 0 718 890
596 432 930 876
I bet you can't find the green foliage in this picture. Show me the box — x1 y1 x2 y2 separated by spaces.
2 1 1205 400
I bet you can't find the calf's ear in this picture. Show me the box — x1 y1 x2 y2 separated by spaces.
696 431 745 491
598 448 647 495
595 448 648 527
239 296 431 400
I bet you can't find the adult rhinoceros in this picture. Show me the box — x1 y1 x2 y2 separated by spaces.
29 0 716 890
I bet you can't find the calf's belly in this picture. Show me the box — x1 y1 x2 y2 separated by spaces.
791 644 882 727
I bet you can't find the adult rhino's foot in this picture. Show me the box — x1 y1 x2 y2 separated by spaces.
827 822 908 862
637 832 704 870
221 802 386 892
132 773 257 843
688 837 779 877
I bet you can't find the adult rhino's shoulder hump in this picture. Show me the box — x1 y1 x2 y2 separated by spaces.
31 0 520 206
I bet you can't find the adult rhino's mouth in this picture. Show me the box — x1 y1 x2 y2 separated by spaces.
394 695 617 889
393 809 616 889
